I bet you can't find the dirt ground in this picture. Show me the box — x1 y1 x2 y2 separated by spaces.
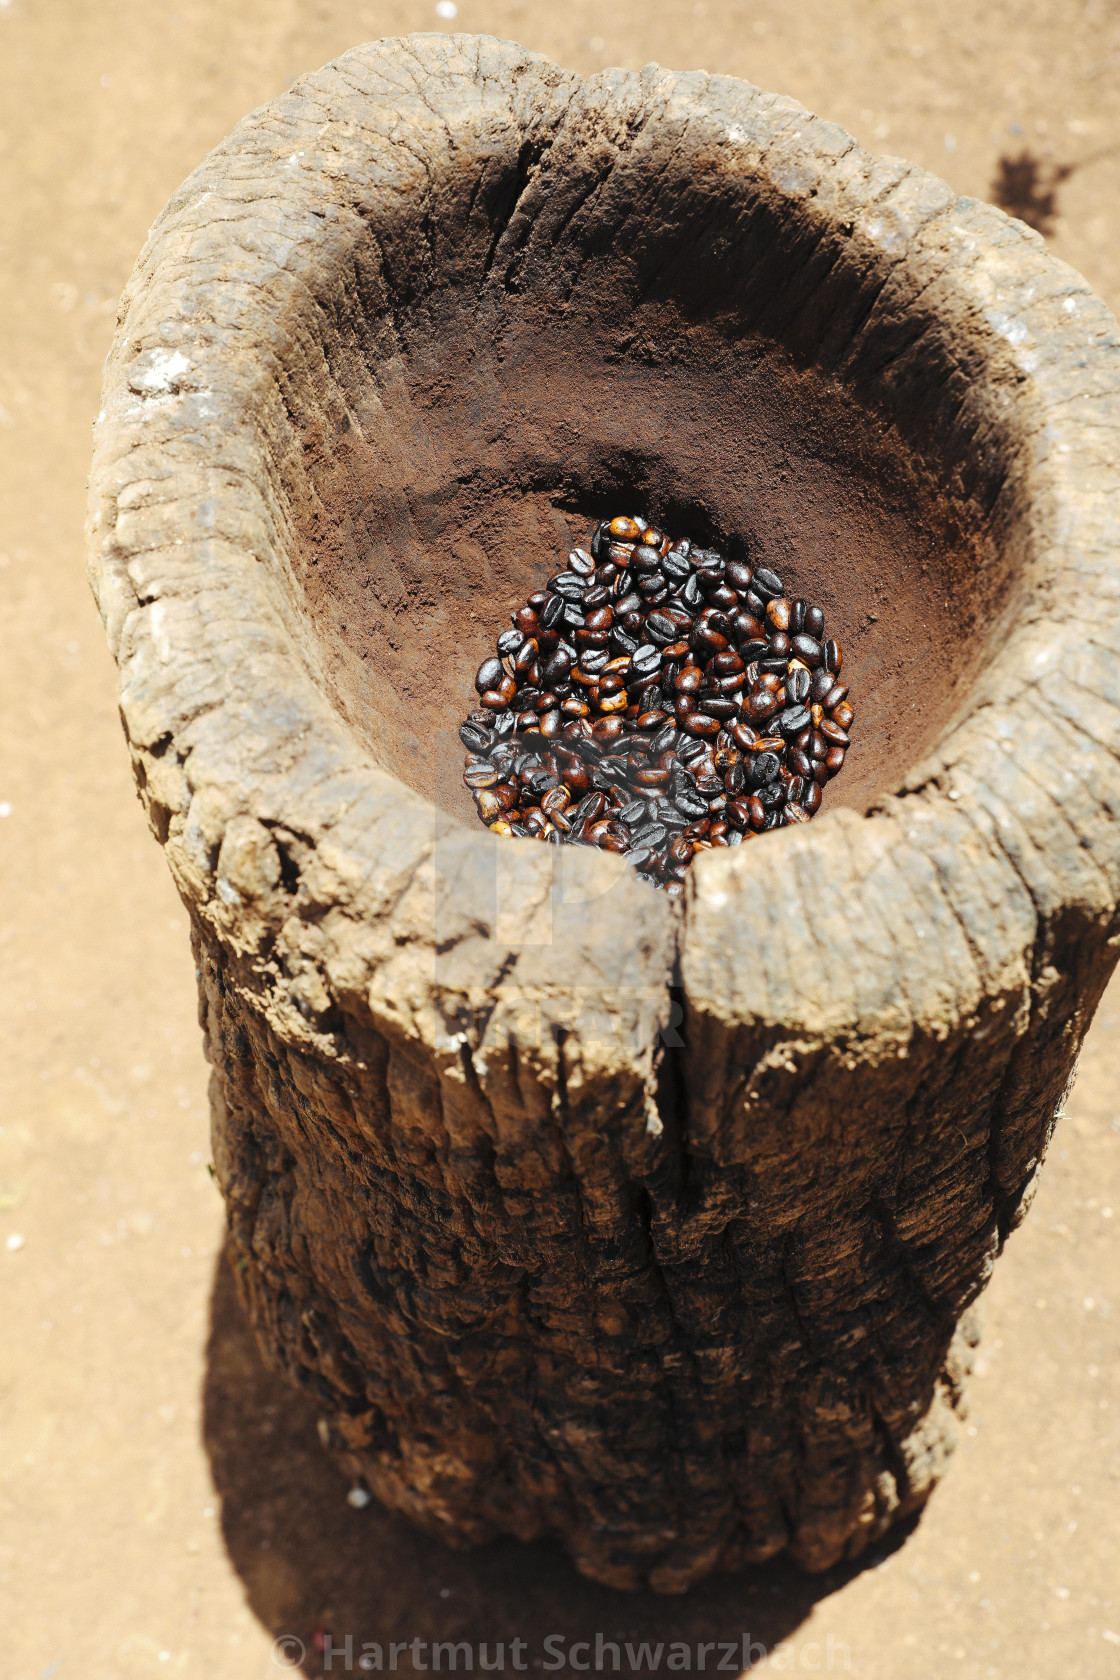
2 1 1120 1675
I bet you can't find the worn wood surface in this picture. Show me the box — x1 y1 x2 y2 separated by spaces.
87 34 1120 1589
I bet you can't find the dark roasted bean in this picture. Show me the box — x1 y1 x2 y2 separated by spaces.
476 656 503 693
810 667 834 703
548 573 587 601
824 637 843 673
803 781 823 813
825 745 846 775
539 594 565 629
726 561 753 592
459 720 492 753
786 667 811 705
646 612 679 645
752 566 783 599
805 605 825 639
790 598 806 635
747 690 779 722
779 705 812 735
709 584 739 612
631 643 662 678
767 597 791 632
790 633 822 667
820 719 851 747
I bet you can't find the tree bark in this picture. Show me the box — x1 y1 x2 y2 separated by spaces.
87 34 1120 1590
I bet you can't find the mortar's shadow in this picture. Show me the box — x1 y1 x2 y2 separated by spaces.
203 1254 914 1676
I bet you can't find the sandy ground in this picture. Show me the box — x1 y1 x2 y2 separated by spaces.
2 1 1120 1676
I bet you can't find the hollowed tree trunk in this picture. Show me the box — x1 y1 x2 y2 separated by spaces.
87 34 1120 1591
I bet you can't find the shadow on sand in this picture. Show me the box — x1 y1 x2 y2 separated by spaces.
202 1254 917 1676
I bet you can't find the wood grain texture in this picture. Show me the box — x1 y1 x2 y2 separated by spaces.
87 33 1120 1589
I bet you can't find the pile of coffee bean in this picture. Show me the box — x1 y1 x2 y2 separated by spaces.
458 516 853 896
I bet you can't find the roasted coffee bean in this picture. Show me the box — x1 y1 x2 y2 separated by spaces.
542 650 573 687
609 516 641 541
646 612 680 645
752 567 783 600
462 512 852 884
459 720 492 753
747 751 780 787
747 690 780 722
810 667 834 703
787 667 811 705
788 633 820 667
709 584 739 612
680 573 703 610
476 656 503 693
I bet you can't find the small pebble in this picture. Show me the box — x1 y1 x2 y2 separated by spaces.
347 1486 372 1508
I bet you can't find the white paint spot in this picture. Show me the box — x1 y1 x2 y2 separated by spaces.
128 348 190 396
435 0 457 16
0 802 11 817
6 1233 25 1252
